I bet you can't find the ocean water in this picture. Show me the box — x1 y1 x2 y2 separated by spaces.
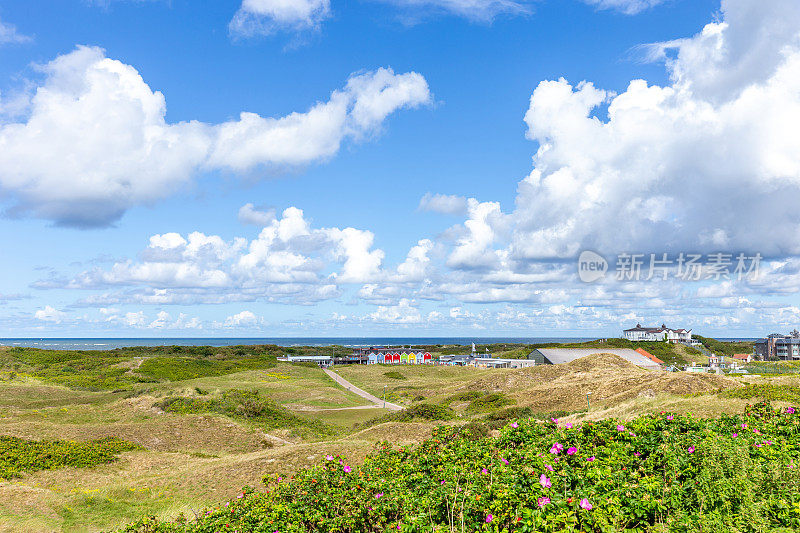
0 337 596 351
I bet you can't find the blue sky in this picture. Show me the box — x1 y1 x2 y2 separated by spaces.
0 0 799 338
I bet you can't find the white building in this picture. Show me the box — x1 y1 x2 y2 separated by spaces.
623 323 692 343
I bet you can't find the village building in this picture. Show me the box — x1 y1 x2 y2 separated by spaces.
623 324 692 343
754 331 800 361
527 348 662 371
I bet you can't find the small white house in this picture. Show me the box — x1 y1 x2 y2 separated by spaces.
623 323 692 343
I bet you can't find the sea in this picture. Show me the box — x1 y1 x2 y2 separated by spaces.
0 337 597 351
0 337 756 351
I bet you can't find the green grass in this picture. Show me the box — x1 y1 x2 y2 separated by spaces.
0 346 287 391
0 436 139 480
358 403 455 428
156 389 335 438
442 391 515 413
720 384 800 403
137 355 277 381
694 335 754 356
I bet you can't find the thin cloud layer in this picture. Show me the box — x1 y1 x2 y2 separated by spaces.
0 16 31 45
581 0 666 15
0 46 431 227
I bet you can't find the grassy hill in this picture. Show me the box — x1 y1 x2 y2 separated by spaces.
0 343 790 531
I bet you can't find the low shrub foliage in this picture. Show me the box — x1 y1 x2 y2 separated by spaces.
0 436 139 480
721 384 800 403
156 389 334 437
124 401 799 532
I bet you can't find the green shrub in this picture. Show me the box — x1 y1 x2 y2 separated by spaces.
467 392 514 412
123 401 800 532
0 436 139 480
155 389 334 437
358 403 455 429
383 371 407 380
721 384 800 403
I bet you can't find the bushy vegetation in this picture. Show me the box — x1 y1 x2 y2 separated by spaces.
125 402 799 532
358 403 456 429
744 361 800 375
721 384 800 403
694 336 754 357
138 354 276 381
156 389 333 437
0 346 280 391
443 391 515 413
383 371 407 380
0 436 139 480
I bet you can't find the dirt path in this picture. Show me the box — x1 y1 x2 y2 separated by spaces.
324 369 403 411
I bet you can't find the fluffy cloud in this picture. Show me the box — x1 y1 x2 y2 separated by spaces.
238 203 276 226
418 193 468 215
0 17 31 45
230 0 331 36
45 206 396 305
581 0 665 15
500 0 800 260
0 46 430 227
34 305 67 323
222 310 263 327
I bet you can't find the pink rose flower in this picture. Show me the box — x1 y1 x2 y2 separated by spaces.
580 498 592 510
567 447 577 455
539 474 551 488
537 496 550 508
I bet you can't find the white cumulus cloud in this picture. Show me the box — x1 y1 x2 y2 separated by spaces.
506 0 800 260
0 46 431 227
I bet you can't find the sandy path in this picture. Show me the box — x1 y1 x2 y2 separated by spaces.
324 369 403 411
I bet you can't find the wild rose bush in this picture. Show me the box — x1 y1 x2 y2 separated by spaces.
125 401 799 532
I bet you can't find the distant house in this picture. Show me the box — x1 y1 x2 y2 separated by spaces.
754 332 800 361
527 348 662 371
733 353 753 364
280 355 333 367
471 358 536 369
623 323 692 343
438 354 472 366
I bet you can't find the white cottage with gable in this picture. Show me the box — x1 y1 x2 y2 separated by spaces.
623 323 692 343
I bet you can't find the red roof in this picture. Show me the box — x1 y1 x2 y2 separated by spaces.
635 348 665 364
733 353 751 360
